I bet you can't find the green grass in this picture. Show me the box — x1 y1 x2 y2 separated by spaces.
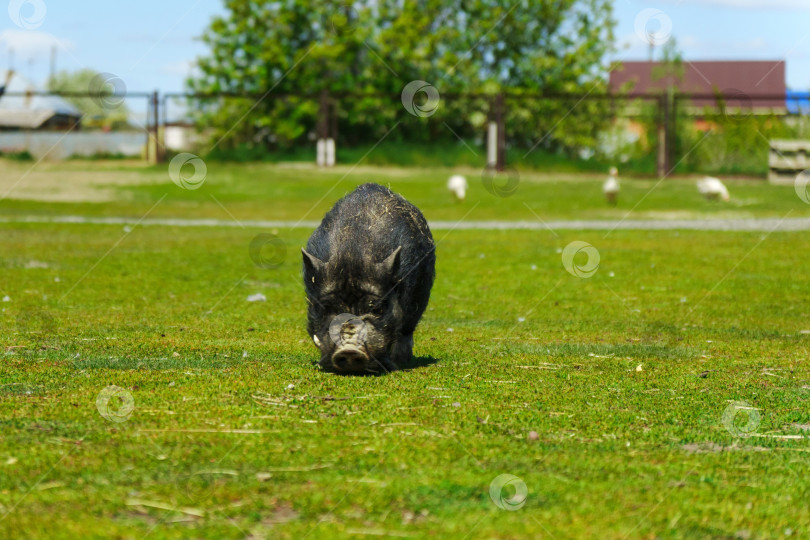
1 158 808 223
204 141 632 172
1 160 810 538
198 137 764 177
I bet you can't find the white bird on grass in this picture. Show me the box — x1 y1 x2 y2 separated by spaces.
697 176 730 202
603 166 619 206
447 174 468 202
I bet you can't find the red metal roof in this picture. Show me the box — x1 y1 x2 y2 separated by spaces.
609 60 786 109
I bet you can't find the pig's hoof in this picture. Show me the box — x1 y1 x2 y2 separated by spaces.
368 356 399 373
390 335 414 367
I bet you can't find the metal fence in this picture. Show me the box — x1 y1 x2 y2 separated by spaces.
2 89 808 177
162 90 667 171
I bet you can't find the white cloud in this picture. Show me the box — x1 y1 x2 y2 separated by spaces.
654 0 809 8
704 0 809 7
679 35 701 49
616 32 653 57
613 31 774 62
123 33 194 45
0 29 75 61
680 34 770 55
161 59 196 76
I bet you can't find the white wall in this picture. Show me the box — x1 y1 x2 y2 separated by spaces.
0 131 145 160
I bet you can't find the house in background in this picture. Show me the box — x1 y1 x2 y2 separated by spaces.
0 70 82 130
603 60 791 176
609 60 787 113
0 70 146 160
164 119 201 152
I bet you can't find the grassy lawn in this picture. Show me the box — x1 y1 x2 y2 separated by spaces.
1 159 809 222
1 160 810 538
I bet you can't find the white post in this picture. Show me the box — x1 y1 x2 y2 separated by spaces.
316 138 326 167
487 121 498 168
325 138 336 167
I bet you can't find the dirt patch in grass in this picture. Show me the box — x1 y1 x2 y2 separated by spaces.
681 442 770 454
0 159 159 202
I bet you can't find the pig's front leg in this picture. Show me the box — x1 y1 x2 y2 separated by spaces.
389 334 414 369
367 353 399 373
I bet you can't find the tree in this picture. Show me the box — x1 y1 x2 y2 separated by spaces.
188 0 616 156
650 38 684 93
47 69 131 130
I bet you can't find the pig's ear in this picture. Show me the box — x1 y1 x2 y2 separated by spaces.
379 246 402 275
302 249 326 273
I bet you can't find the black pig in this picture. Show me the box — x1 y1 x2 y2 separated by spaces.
302 183 435 373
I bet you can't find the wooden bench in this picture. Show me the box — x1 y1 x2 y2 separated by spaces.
769 139 810 184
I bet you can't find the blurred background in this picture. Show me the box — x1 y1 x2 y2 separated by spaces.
0 0 808 179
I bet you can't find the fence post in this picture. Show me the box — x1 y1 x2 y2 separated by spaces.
151 90 162 163
657 94 667 178
144 94 151 163
496 92 506 171
161 93 168 155
668 93 677 176
317 89 334 166
329 95 338 165
487 120 497 168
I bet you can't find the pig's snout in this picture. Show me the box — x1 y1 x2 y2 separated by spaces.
327 314 371 372
332 346 369 372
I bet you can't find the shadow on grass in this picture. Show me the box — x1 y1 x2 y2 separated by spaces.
317 355 440 376
401 355 440 371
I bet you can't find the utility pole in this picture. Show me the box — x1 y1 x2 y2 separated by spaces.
49 45 56 83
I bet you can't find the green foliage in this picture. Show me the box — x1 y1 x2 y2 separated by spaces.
0 150 33 161
188 0 616 155
676 106 793 176
202 138 614 171
614 93 801 177
66 152 132 161
47 69 131 130
650 38 684 88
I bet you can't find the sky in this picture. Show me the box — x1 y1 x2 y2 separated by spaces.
1 0 809 101
612 0 810 90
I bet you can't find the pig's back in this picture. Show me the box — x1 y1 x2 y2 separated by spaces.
313 183 434 265
308 183 435 329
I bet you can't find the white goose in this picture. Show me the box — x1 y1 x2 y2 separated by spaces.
447 174 468 202
603 166 619 206
697 176 730 202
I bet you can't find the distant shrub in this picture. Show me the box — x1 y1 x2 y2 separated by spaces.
68 152 134 161
0 150 34 161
